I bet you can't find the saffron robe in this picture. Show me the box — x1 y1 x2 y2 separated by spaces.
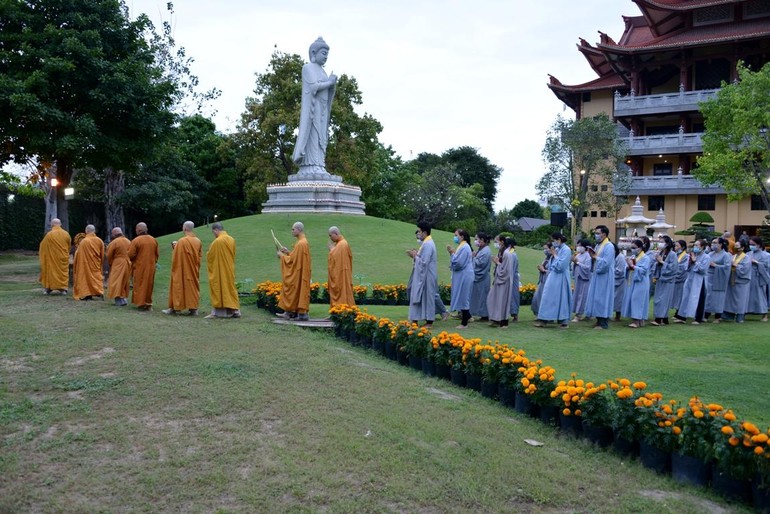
572 251 592 315
408 236 438 322
168 234 202 311
613 253 627 313
449 242 473 311
73 233 104 299
538 244 573 322
509 250 521 316
724 252 752 315
704 250 731 315
486 248 514 322
39 225 71 291
652 250 678 318
747 249 770 314
585 239 615 319
128 234 159 307
106 236 131 299
678 251 710 318
328 235 354 307
278 234 311 313
207 231 239 310
469 245 491 317
622 252 653 320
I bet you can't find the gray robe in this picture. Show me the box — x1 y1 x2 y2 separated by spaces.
671 251 689 310
538 244 573 322
531 255 551 316
704 250 731 315
622 252 653 320
509 251 520 316
586 240 616 319
652 250 678 318
487 249 514 322
747 249 770 314
724 253 752 315
469 245 491 317
678 251 710 318
572 251 592 315
449 242 473 311
613 253 627 313
408 238 438 322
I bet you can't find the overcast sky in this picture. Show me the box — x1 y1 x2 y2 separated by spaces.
127 0 633 211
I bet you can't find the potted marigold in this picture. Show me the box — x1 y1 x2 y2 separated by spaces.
328 304 358 339
497 347 527 408
371 318 393 356
673 397 723 487
353 311 378 348
552 375 614 446
634 391 680 475
462 341 485 392
519 361 557 424
427 331 453 379
608 378 647 456
478 344 504 399
712 413 755 503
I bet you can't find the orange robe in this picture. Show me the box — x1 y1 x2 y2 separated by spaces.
128 234 159 307
207 231 239 310
328 236 355 306
168 234 202 311
106 236 131 299
72 233 104 299
278 234 312 314
39 226 71 291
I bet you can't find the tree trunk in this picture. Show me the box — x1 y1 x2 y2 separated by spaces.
104 167 125 232
54 160 74 232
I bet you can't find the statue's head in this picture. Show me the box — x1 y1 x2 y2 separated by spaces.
309 37 329 64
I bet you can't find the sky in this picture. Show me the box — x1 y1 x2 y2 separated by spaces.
126 0 633 211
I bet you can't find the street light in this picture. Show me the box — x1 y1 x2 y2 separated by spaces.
64 187 75 200
50 178 59 187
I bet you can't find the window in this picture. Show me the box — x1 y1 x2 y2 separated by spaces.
591 185 598 192
698 194 716 211
590 211 598 218
648 196 665 211
600 185 608 192
653 163 673 176
695 59 731 90
582 92 591 103
751 194 766 210
600 211 607 218
693 5 733 25
745 0 770 19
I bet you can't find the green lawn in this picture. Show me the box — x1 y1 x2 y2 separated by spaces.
0 214 765 512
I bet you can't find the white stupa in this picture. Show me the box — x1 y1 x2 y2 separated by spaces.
646 208 676 238
616 196 655 238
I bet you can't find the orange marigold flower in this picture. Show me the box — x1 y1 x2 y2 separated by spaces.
724 411 736 422
756 447 765 456
673 426 682 435
563 408 571 416
752 434 769 444
632 381 647 390
574 409 582 416
728 437 740 446
721 426 734 435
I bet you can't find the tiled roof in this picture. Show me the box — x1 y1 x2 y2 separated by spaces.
548 73 626 93
633 0 742 11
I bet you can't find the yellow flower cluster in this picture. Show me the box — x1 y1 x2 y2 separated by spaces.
373 283 405 300
519 361 556 401
519 283 537 294
551 373 608 417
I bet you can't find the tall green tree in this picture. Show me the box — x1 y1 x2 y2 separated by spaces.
695 62 770 215
511 198 545 220
234 50 384 210
537 114 628 238
0 0 185 230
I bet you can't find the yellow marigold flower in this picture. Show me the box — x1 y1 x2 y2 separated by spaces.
721 426 734 435
724 411 736 422
752 434 769 444
632 381 647 390
563 408 571 416
562 393 571 403
673 426 682 435
574 409 582 416
521 378 530 388
619 378 631 387
743 422 761 435
708 403 724 411
728 437 740 446
693 410 705 419
756 447 765 456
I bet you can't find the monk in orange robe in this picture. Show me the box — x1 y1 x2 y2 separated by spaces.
163 221 202 316
205 222 240 319
106 227 131 306
327 226 355 306
127 222 158 311
277 221 312 321
39 218 71 295
72 225 104 300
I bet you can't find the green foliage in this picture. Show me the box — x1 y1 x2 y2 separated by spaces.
696 62 770 214
511 198 545 220
674 212 719 240
0 188 45 250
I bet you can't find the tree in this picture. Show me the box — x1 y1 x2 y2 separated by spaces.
511 199 545 220
695 62 770 215
0 0 192 231
538 114 628 238
234 50 384 210
360 144 417 222
674 212 720 241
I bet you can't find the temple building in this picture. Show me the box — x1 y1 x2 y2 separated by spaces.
548 0 770 239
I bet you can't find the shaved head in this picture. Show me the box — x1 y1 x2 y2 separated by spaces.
111 227 123 238
85 225 96 234
328 226 340 235
293 221 304 232
136 222 147 235
51 218 62 227
183 220 194 232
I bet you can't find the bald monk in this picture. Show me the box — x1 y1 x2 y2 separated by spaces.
127 222 158 311
277 221 312 321
39 218 71 295
205 222 240 319
327 226 355 306
72 225 104 300
106 227 131 306
163 221 202 316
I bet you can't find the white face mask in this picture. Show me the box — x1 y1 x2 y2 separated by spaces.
493 242 500 249
474 240 480 247
576 247 585 254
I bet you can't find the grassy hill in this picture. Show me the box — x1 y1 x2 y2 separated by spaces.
153 213 542 298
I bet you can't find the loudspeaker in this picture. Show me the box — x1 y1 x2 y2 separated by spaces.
550 212 568 228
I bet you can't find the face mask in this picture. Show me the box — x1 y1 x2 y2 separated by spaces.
553 242 561 249
576 247 585 254
692 247 701 254
750 245 757 252
711 244 719 251
453 236 460 244
474 240 480 247
494 242 500 249
544 249 550 256
594 234 602 242
631 248 640 256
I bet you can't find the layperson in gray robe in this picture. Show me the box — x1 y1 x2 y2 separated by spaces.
621 239 654 328
723 241 752 322
585 226 615 329
407 223 438 326
746 237 770 320
613 248 627 320
651 237 678 325
674 239 711 324
534 233 573 327
671 240 689 313
448 229 474 327
571 240 592 322
509 247 520 321
486 237 515 328
704 238 731 322
469 234 491 320
531 243 552 316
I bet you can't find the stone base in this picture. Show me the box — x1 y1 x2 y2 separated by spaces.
262 181 366 215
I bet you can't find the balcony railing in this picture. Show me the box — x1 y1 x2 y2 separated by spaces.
614 88 719 117
625 131 703 156
616 174 725 196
